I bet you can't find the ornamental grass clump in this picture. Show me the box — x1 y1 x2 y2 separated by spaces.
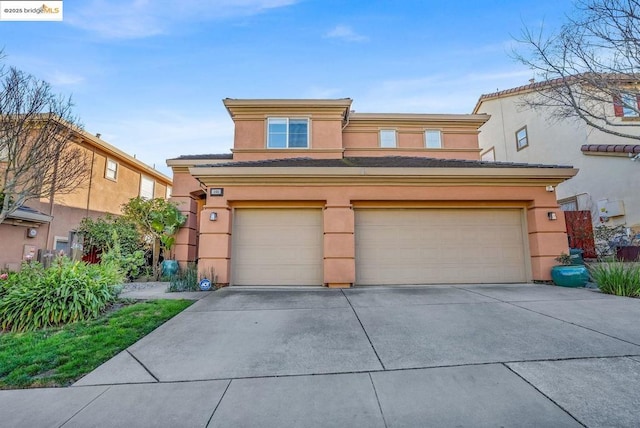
0 257 124 332
588 261 640 297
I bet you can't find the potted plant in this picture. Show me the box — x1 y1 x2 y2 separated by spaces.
550 252 589 287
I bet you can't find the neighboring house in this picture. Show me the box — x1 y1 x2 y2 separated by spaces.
1 128 172 271
473 80 640 237
167 98 576 288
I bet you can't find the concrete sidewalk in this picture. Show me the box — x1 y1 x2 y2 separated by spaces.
2 284 640 427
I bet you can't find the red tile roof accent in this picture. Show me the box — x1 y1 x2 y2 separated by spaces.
581 144 640 154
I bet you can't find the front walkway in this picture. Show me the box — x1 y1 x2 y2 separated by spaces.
2 284 640 427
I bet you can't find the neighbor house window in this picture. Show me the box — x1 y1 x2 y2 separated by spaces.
481 147 496 162
105 158 118 180
166 186 172 199
425 130 442 148
267 118 309 148
54 236 69 256
515 126 529 151
559 197 578 211
379 130 397 148
140 175 155 200
0 138 8 161
613 93 640 117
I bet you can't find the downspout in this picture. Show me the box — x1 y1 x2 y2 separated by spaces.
85 148 95 217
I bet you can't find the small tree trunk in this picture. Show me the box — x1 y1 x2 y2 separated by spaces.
152 239 160 280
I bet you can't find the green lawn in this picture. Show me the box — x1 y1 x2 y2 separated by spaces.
0 299 193 389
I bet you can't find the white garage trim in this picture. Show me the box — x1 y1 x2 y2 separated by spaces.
232 208 323 286
355 208 528 285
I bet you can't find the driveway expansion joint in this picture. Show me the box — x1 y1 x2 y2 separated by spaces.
58 386 111 428
126 350 160 383
502 363 588 427
341 289 387 370
205 379 231 427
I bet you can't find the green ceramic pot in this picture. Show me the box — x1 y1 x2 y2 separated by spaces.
551 265 589 287
161 259 179 277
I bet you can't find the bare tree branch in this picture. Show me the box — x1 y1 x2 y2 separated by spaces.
512 0 640 141
0 58 89 224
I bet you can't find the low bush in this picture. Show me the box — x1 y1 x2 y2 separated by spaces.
0 258 124 332
168 262 199 292
588 261 640 297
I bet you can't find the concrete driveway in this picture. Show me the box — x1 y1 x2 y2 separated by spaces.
2 284 640 427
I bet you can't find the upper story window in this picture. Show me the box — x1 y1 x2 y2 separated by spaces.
166 186 172 199
140 175 155 200
267 118 309 148
515 126 529 151
379 129 397 148
613 93 640 117
425 130 442 148
0 139 8 161
105 158 118 180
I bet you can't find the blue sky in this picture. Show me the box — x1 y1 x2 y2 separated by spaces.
0 0 575 177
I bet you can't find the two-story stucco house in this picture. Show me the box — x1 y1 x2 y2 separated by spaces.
474 80 640 236
168 98 577 288
1 126 172 271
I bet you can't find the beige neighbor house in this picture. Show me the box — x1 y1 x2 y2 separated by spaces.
474 80 640 239
0 127 172 271
167 98 577 288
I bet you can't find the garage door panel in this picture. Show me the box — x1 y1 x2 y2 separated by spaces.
233 209 323 286
355 209 527 285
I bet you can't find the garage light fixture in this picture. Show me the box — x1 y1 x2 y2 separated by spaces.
209 212 218 221
545 185 555 192
547 211 557 221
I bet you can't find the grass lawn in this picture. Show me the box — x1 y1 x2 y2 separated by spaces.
0 299 193 389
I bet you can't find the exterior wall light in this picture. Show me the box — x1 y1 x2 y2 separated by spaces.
545 185 555 192
547 212 557 221
209 212 218 221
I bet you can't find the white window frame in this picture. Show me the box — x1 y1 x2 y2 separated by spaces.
140 175 155 200
515 126 529 151
0 138 8 161
622 93 640 117
54 236 69 256
424 129 442 149
166 186 172 199
379 129 397 148
481 147 496 162
105 158 118 180
267 117 310 149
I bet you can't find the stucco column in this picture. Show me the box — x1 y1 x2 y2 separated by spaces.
171 195 198 265
323 204 355 288
527 203 570 281
198 202 232 287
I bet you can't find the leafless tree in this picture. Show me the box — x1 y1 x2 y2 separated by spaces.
513 0 640 141
0 59 89 224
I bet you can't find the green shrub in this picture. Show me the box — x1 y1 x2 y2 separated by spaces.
588 261 640 297
100 231 146 281
0 258 124 332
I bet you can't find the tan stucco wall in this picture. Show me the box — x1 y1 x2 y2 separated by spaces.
477 95 640 229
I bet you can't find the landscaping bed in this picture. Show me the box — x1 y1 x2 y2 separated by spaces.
0 299 193 389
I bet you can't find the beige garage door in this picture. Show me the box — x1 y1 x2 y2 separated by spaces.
355 209 527 285
232 209 323 285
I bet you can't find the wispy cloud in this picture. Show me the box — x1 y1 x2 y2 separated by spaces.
324 25 368 42
303 86 344 98
47 71 86 87
66 0 299 39
356 68 534 113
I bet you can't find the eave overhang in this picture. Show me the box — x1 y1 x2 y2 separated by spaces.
190 166 578 187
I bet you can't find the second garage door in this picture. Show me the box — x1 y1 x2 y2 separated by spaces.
232 209 323 286
355 209 527 285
